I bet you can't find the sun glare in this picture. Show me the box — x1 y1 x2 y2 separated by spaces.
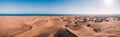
103 0 114 5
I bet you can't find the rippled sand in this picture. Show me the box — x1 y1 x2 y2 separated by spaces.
0 16 120 37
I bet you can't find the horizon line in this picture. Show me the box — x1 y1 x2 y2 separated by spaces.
0 14 120 16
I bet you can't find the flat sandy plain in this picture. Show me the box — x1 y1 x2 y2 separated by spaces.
0 16 120 37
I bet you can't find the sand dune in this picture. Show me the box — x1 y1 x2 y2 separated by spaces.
0 16 120 37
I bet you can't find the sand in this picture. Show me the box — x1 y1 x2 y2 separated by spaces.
0 16 120 37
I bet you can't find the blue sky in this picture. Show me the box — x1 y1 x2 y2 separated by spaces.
0 0 120 14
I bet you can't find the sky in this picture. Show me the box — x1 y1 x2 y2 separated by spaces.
0 0 120 14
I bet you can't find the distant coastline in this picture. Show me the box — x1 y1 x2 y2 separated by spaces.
0 14 120 16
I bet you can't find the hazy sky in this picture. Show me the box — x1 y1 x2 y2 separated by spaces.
0 0 120 14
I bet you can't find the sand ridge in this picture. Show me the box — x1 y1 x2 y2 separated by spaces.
0 16 120 37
